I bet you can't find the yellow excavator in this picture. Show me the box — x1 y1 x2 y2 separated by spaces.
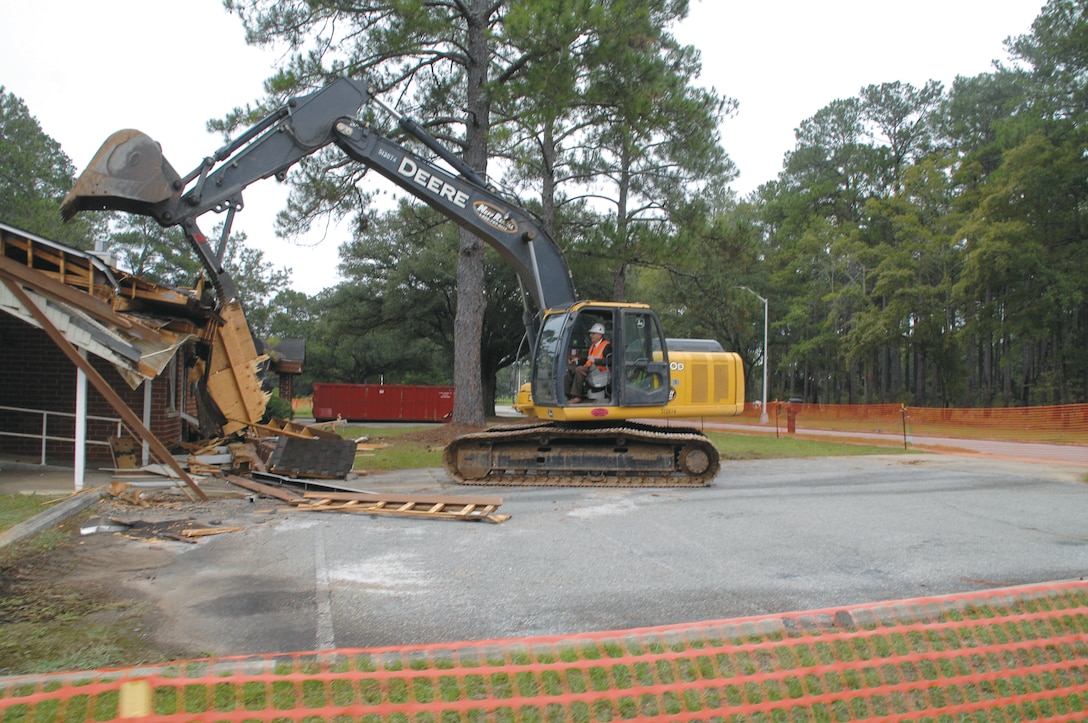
62 77 744 487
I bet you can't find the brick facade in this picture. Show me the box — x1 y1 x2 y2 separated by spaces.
0 314 186 465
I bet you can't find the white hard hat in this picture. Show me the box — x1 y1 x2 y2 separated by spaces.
589 323 606 335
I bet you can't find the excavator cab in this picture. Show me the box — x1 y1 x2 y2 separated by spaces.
530 302 671 413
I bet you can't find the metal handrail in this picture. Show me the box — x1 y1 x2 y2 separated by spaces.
0 404 122 466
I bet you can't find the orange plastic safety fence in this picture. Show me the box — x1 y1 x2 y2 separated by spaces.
733 402 1088 445
2 581 1085 722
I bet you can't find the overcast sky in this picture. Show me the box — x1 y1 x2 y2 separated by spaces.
1 0 1045 294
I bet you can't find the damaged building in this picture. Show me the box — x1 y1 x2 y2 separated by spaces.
0 221 273 490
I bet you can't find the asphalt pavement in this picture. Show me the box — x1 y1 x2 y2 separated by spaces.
2 430 1086 659
64 452 1087 657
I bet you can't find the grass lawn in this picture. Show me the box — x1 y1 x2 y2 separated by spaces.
343 423 908 472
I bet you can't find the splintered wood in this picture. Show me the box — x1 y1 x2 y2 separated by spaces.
293 491 511 524
248 418 344 440
204 300 269 437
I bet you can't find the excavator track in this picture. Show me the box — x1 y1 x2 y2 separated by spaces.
443 421 720 488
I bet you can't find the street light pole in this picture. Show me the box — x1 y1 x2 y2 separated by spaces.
736 286 770 424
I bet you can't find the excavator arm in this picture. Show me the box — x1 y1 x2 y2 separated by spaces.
61 77 576 320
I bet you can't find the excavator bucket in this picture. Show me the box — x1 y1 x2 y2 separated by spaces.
60 129 182 221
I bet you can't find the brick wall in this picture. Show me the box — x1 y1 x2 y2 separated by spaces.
0 315 184 465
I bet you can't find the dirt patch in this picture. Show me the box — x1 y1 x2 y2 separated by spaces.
0 510 204 674
0 486 276 675
387 417 532 448
391 422 487 448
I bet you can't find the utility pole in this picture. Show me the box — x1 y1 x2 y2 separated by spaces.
736 286 769 424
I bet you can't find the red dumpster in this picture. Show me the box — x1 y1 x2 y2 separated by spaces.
312 384 454 422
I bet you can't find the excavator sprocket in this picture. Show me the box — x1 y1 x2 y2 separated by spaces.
443 421 720 488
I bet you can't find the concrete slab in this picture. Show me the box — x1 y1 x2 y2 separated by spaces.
0 460 113 496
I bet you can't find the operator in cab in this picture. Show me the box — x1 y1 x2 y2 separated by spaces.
567 323 610 403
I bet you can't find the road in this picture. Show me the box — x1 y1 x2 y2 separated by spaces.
74 452 1087 657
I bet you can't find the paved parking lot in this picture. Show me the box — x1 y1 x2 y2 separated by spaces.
52 453 1086 657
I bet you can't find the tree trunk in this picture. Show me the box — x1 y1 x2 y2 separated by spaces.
453 228 487 425
540 120 557 239
451 0 491 427
612 142 632 302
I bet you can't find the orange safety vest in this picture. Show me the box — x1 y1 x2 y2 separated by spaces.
584 339 610 371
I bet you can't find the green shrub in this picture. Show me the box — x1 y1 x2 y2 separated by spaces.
261 394 294 423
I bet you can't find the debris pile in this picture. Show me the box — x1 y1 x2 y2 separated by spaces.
0 228 507 539
90 420 510 542
81 516 244 544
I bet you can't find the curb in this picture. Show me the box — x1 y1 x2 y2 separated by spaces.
0 489 102 550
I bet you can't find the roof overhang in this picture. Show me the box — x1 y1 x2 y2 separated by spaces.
0 222 204 387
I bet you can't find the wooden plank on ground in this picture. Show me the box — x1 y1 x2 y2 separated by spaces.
296 490 509 524
300 491 504 506
182 526 245 538
223 474 303 502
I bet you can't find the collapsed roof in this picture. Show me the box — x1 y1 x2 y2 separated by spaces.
0 221 267 436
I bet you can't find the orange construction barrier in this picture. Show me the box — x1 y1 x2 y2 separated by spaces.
1 581 1085 721
733 402 1088 445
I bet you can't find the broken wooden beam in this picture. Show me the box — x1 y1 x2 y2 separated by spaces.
181 526 245 538
223 474 304 502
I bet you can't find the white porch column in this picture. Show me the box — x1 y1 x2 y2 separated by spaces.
74 350 87 490
142 379 153 466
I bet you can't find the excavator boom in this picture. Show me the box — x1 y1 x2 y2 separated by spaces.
61 78 576 316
